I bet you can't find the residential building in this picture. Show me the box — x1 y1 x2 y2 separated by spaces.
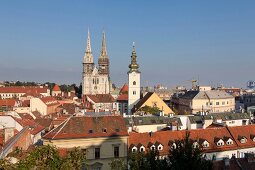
52 84 61 96
133 92 174 116
124 116 182 133
172 90 235 115
30 96 60 116
128 125 255 161
117 84 128 115
0 86 50 99
43 115 129 170
85 94 116 112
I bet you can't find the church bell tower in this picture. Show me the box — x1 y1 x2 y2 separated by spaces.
128 44 141 114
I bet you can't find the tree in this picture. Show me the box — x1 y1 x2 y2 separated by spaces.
138 105 160 115
109 158 127 170
128 150 168 170
61 147 86 170
168 132 213 170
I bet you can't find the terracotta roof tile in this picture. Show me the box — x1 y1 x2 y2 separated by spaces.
129 127 238 155
0 86 48 96
52 85 61 91
43 116 128 140
86 94 115 103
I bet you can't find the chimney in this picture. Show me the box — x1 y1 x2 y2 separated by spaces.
149 131 153 137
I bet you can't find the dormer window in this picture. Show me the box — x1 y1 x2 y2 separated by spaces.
115 128 120 132
140 146 145 152
238 136 247 144
193 142 199 148
88 129 93 133
202 141 209 148
226 139 233 145
240 138 247 144
157 144 163 151
216 139 224 146
132 146 137 152
102 128 107 133
172 143 177 149
150 145 155 151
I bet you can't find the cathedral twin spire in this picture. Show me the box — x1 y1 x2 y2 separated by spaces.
83 29 109 75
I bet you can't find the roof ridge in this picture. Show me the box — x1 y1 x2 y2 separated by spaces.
46 116 72 139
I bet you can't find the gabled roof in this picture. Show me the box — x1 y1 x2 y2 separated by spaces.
227 125 255 148
43 116 128 140
119 84 128 94
204 112 250 121
86 94 115 103
0 86 48 95
40 96 59 106
133 92 154 110
52 84 61 91
129 127 237 155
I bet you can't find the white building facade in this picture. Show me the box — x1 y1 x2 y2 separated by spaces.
82 30 111 95
128 45 141 114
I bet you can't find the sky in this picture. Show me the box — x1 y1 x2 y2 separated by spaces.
0 1 254 88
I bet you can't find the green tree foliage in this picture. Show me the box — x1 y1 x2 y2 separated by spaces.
128 132 212 170
138 105 160 115
61 147 86 170
0 145 86 170
168 132 213 170
109 158 127 170
128 150 168 170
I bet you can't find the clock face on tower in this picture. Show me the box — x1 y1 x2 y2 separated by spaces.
132 72 136 76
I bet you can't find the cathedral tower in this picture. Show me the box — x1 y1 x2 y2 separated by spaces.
98 31 109 75
128 44 141 114
82 29 94 95
82 30 111 95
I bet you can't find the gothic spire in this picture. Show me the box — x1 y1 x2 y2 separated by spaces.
128 43 140 73
83 28 93 63
100 31 108 58
86 28 92 53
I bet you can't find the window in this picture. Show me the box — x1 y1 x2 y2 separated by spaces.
114 146 119 158
102 128 107 133
216 102 219 105
226 140 233 145
115 128 120 132
133 91 136 95
95 148 100 159
150 145 155 151
210 102 213 105
88 129 93 133
222 101 225 105
133 81 136 85
140 147 145 152
132 147 137 152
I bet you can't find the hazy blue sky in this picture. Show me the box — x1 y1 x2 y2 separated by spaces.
0 1 254 88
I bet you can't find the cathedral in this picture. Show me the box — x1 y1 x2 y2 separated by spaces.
82 30 112 95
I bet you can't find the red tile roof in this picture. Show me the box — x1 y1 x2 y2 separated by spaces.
120 84 128 94
0 86 48 96
129 127 238 155
117 93 128 101
86 94 115 103
52 85 61 91
0 99 17 107
14 118 45 135
227 125 255 149
43 116 128 140
40 96 59 106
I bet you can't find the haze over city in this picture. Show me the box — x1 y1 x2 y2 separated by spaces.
0 1 254 88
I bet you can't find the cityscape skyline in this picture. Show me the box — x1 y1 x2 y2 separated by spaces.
0 1 255 88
